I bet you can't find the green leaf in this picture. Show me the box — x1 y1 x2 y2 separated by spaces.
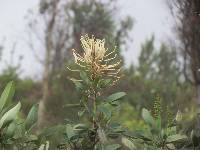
66 124 75 140
0 102 21 128
142 108 155 127
156 116 161 130
5 122 17 138
98 105 112 120
122 137 136 150
27 134 38 141
98 79 112 88
109 123 125 133
124 131 151 141
13 123 24 139
0 81 15 112
106 92 126 102
166 143 176 150
63 103 81 108
105 144 121 150
25 104 38 131
108 124 124 139
70 78 83 91
166 134 187 143
78 109 85 117
73 123 88 131
80 71 90 84
109 101 119 107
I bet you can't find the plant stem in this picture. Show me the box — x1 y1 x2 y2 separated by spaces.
91 72 98 149
92 88 98 149
93 89 97 127
90 54 99 149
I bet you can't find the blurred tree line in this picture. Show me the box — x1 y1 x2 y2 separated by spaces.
0 0 198 131
169 0 200 104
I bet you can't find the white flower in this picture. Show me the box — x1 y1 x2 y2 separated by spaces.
80 35 106 63
69 34 122 84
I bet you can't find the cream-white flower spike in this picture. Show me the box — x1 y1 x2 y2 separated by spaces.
69 34 122 84
81 35 106 63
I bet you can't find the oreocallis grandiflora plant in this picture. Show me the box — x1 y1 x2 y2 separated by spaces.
0 81 39 149
64 35 131 150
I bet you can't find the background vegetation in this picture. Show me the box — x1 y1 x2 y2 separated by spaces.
0 0 200 149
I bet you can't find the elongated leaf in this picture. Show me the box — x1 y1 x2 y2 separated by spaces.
109 123 125 133
25 104 38 131
166 134 187 143
70 78 83 91
106 92 126 102
122 137 136 150
98 105 112 120
0 81 15 112
105 144 121 150
73 123 88 131
80 71 90 84
124 131 152 141
0 102 21 128
73 124 88 134
63 103 81 108
108 133 120 139
142 108 155 127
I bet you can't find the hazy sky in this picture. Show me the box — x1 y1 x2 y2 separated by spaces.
0 0 174 78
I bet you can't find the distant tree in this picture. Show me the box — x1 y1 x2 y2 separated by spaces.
137 36 157 80
169 0 200 103
121 37 193 110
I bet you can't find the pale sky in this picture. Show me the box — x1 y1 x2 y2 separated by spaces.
0 0 174 78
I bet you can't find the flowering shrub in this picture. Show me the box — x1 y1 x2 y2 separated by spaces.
64 35 129 149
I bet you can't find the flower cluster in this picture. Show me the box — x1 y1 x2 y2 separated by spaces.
69 35 122 83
